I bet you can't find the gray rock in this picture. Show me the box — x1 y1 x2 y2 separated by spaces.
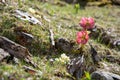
55 38 74 53
106 72 120 80
0 48 10 62
14 10 42 25
91 71 120 80
112 0 120 5
91 71 114 80
89 25 120 49
67 55 84 79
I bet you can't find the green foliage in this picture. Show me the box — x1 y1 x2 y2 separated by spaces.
18 0 22 7
1 17 16 29
82 71 91 80
74 3 80 14
85 71 91 80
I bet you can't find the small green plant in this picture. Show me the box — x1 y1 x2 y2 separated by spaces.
82 71 91 80
74 3 80 14
18 0 22 7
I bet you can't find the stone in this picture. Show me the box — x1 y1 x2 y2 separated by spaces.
61 0 78 4
67 55 85 79
89 25 120 49
55 38 74 53
91 71 114 80
112 0 120 5
14 10 42 25
89 43 100 64
107 72 120 80
91 71 120 80
0 48 10 62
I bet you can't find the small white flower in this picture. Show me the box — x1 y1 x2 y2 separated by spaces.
61 53 66 57
55 53 70 64
55 58 59 62
29 8 36 14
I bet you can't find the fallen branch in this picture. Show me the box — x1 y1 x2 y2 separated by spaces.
49 29 55 48
0 36 38 68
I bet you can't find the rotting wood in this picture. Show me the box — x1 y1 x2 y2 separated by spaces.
14 27 34 46
0 36 32 59
23 66 42 75
0 36 38 68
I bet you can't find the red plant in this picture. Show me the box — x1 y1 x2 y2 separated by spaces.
76 30 89 45
79 17 95 30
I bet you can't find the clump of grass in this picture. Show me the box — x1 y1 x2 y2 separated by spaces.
1 16 16 29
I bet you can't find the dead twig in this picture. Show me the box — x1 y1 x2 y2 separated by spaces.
49 29 55 49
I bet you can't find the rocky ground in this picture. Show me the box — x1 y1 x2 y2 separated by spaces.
0 0 120 80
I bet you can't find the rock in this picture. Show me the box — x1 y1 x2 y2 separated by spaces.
100 62 120 75
55 38 74 53
14 10 42 25
38 0 48 2
0 0 7 5
91 71 120 80
13 57 19 64
113 40 120 49
61 0 78 4
102 55 120 66
107 72 120 80
112 0 120 5
89 25 120 49
67 55 85 79
89 43 101 64
0 48 10 62
91 71 114 80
